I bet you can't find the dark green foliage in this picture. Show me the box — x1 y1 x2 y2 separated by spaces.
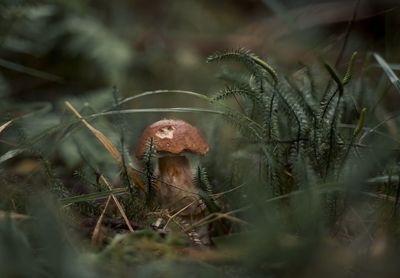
208 49 360 219
207 48 278 86
193 165 220 213
0 198 93 278
41 156 67 197
142 137 157 205
112 88 136 199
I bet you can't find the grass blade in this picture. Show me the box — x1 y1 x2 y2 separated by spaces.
65 101 137 232
64 101 145 192
0 58 63 82
374 53 400 93
324 62 344 95
91 196 111 248
98 175 134 232
0 211 29 220
0 149 26 165
65 101 122 163
60 187 128 205
0 120 12 135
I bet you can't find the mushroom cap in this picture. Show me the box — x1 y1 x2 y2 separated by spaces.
135 119 209 159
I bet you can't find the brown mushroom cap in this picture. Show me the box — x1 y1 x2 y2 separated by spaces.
135 119 209 159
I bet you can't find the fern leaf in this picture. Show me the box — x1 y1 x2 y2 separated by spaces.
324 62 344 96
142 137 157 204
212 85 258 102
343 51 358 85
193 166 220 213
207 48 278 86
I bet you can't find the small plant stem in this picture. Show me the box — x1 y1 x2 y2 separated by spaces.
99 175 134 232
91 195 111 248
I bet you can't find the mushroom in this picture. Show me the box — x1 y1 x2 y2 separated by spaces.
135 119 210 243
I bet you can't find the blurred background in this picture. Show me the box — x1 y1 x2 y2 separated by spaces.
1 0 399 98
1 0 400 277
1 0 399 163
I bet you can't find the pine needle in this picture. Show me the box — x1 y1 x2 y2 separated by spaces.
99 175 134 232
64 101 145 191
0 210 29 220
0 120 13 135
374 53 400 94
64 101 121 162
91 195 111 248
64 101 137 232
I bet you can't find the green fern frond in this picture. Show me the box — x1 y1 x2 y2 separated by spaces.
272 81 311 144
223 109 263 142
41 156 68 198
208 48 363 211
324 62 344 96
142 137 157 204
217 69 252 87
292 65 317 107
343 51 358 85
319 55 358 128
291 151 319 189
251 54 279 86
73 169 98 189
212 85 263 104
353 107 366 141
263 93 280 140
193 166 220 213
207 48 278 86
317 62 346 137
207 48 252 64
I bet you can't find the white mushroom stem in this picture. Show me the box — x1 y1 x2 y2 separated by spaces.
158 155 209 245
157 155 202 217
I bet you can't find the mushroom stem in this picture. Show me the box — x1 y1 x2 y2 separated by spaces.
158 155 201 216
158 155 209 245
